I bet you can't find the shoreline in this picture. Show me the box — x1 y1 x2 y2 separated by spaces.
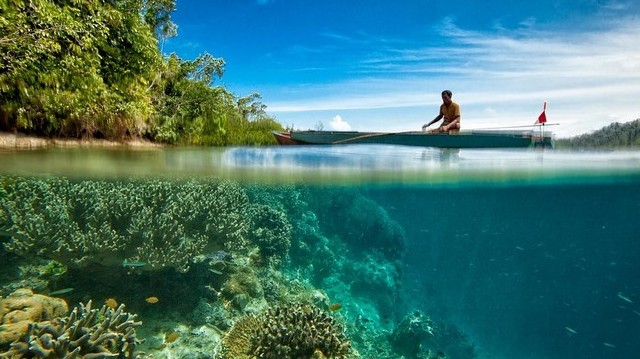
0 132 164 150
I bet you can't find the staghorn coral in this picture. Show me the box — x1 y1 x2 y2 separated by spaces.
0 176 251 272
222 302 352 359
1 299 141 359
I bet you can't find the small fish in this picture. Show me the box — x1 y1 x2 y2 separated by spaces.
105 298 118 309
145 296 159 304
165 332 180 343
122 259 147 268
48 288 74 296
603 342 616 348
565 326 577 335
515 246 525 251
204 250 232 262
617 292 633 303
209 269 223 275
328 303 342 311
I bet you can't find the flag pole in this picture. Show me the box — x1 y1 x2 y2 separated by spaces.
542 101 546 139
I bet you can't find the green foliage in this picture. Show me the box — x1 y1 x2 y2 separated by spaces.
148 53 283 146
0 0 283 144
0 0 161 138
556 118 640 148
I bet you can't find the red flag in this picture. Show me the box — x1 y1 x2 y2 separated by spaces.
536 101 547 124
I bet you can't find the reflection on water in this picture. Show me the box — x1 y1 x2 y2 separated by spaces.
2 145 640 184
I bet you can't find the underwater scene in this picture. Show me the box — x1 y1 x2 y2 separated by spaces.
1 145 640 359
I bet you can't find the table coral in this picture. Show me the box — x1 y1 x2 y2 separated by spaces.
0 176 251 272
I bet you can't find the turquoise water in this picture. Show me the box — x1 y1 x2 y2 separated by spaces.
1 145 639 359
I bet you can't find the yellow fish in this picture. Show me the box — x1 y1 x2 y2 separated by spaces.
165 332 180 343
105 298 118 309
328 303 342 311
145 296 159 304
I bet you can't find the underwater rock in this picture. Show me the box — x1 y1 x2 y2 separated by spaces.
310 190 407 260
389 310 435 359
0 288 68 345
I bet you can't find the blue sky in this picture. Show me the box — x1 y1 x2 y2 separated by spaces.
164 0 640 138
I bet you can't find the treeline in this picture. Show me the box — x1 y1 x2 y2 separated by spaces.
0 0 283 145
556 119 640 148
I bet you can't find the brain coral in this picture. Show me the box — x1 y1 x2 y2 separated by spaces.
223 302 352 359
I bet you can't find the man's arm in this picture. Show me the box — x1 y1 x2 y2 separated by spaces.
422 114 443 130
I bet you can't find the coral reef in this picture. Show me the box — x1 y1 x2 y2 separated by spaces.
219 264 264 310
1 298 142 358
389 310 435 358
309 189 407 261
344 251 402 317
222 302 353 359
0 176 251 272
0 289 68 345
247 204 292 265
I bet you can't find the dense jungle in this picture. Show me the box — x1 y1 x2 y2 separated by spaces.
0 0 283 146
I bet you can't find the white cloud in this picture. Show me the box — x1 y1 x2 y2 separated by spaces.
330 115 351 131
266 18 640 138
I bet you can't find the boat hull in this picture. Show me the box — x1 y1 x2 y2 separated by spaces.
273 130 553 149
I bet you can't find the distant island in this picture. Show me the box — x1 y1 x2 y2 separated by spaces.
556 118 640 148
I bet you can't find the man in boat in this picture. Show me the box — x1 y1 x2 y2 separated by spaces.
422 90 461 133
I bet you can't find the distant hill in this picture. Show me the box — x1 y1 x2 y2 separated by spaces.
556 119 640 148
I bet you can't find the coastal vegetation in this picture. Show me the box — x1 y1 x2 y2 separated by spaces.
556 118 640 148
0 0 283 145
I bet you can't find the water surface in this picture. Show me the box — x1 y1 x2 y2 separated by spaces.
1 145 639 359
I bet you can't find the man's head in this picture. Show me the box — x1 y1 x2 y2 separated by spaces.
441 90 453 105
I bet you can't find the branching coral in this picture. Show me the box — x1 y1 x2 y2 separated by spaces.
0 176 251 272
1 299 141 358
223 302 352 359
248 204 292 264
